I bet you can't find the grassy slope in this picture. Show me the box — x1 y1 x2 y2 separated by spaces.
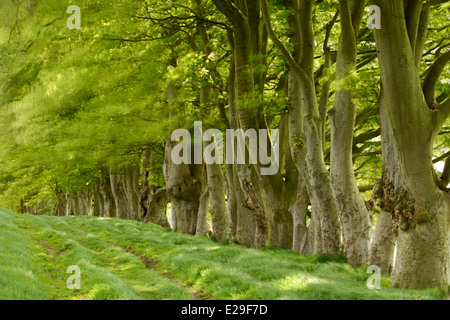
0 209 49 299
0 208 447 300
1 209 191 300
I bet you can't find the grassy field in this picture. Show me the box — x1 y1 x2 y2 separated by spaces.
0 208 447 300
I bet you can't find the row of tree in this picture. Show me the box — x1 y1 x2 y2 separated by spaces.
0 0 449 289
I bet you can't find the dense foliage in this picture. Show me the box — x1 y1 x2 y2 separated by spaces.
0 0 449 289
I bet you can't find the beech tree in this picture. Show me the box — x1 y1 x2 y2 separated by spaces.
369 0 450 288
0 0 449 289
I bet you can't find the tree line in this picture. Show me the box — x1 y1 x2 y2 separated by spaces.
0 0 449 289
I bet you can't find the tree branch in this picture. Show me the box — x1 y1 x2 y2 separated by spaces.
414 6 429 67
424 0 450 7
260 0 308 80
359 185 375 192
339 0 353 36
441 156 450 184
404 0 424 52
212 0 247 35
422 50 450 108
435 98 450 126
433 150 450 163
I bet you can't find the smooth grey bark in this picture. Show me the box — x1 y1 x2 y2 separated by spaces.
329 0 371 267
163 80 206 235
441 157 450 186
61 195 68 217
110 171 129 219
225 57 256 246
141 149 153 189
55 192 67 217
262 189 294 249
195 185 210 237
206 162 230 241
163 139 205 235
258 115 298 250
225 57 239 240
214 0 298 250
225 164 238 237
371 0 450 288
287 71 320 254
141 186 170 228
369 210 396 274
137 149 170 228
369 95 398 275
262 0 342 255
99 169 116 218
198 78 230 242
77 190 92 216
95 185 104 217
290 177 313 255
212 0 267 248
124 164 140 220
71 195 80 216
92 188 100 217
233 165 257 247
67 196 74 216
77 194 84 216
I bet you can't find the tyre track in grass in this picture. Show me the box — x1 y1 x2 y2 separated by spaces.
42 215 197 300
12 213 447 300
17 216 92 300
119 243 213 300
61 217 212 300
19 214 193 300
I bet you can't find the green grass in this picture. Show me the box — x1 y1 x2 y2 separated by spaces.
0 208 447 300
1 208 192 300
0 209 49 299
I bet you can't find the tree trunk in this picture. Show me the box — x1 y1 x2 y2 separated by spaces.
290 178 313 254
258 116 297 250
262 0 342 255
207 162 230 241
286 70 333 255
100 169 116 218
56 193 67 217
142 149 152 188
141 186 170 228
371 0 450 288
233 166 257 247
78 190 92 216
370 95 399 274
369 210 396 274
329 0 371 266
95 185 104 217
195 186 210 237
198 68 230 242
286 70 318 254
225 164 238 238
212 0 264 248
77 194 84 216
124 164 140 220
71 195 80 216
164 139 205 235
67 195 74 216
110 171 129 219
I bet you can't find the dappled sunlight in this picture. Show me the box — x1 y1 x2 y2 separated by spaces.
86 284 113 300
0 0 449 300
1 210 447 300
274 274 326 291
